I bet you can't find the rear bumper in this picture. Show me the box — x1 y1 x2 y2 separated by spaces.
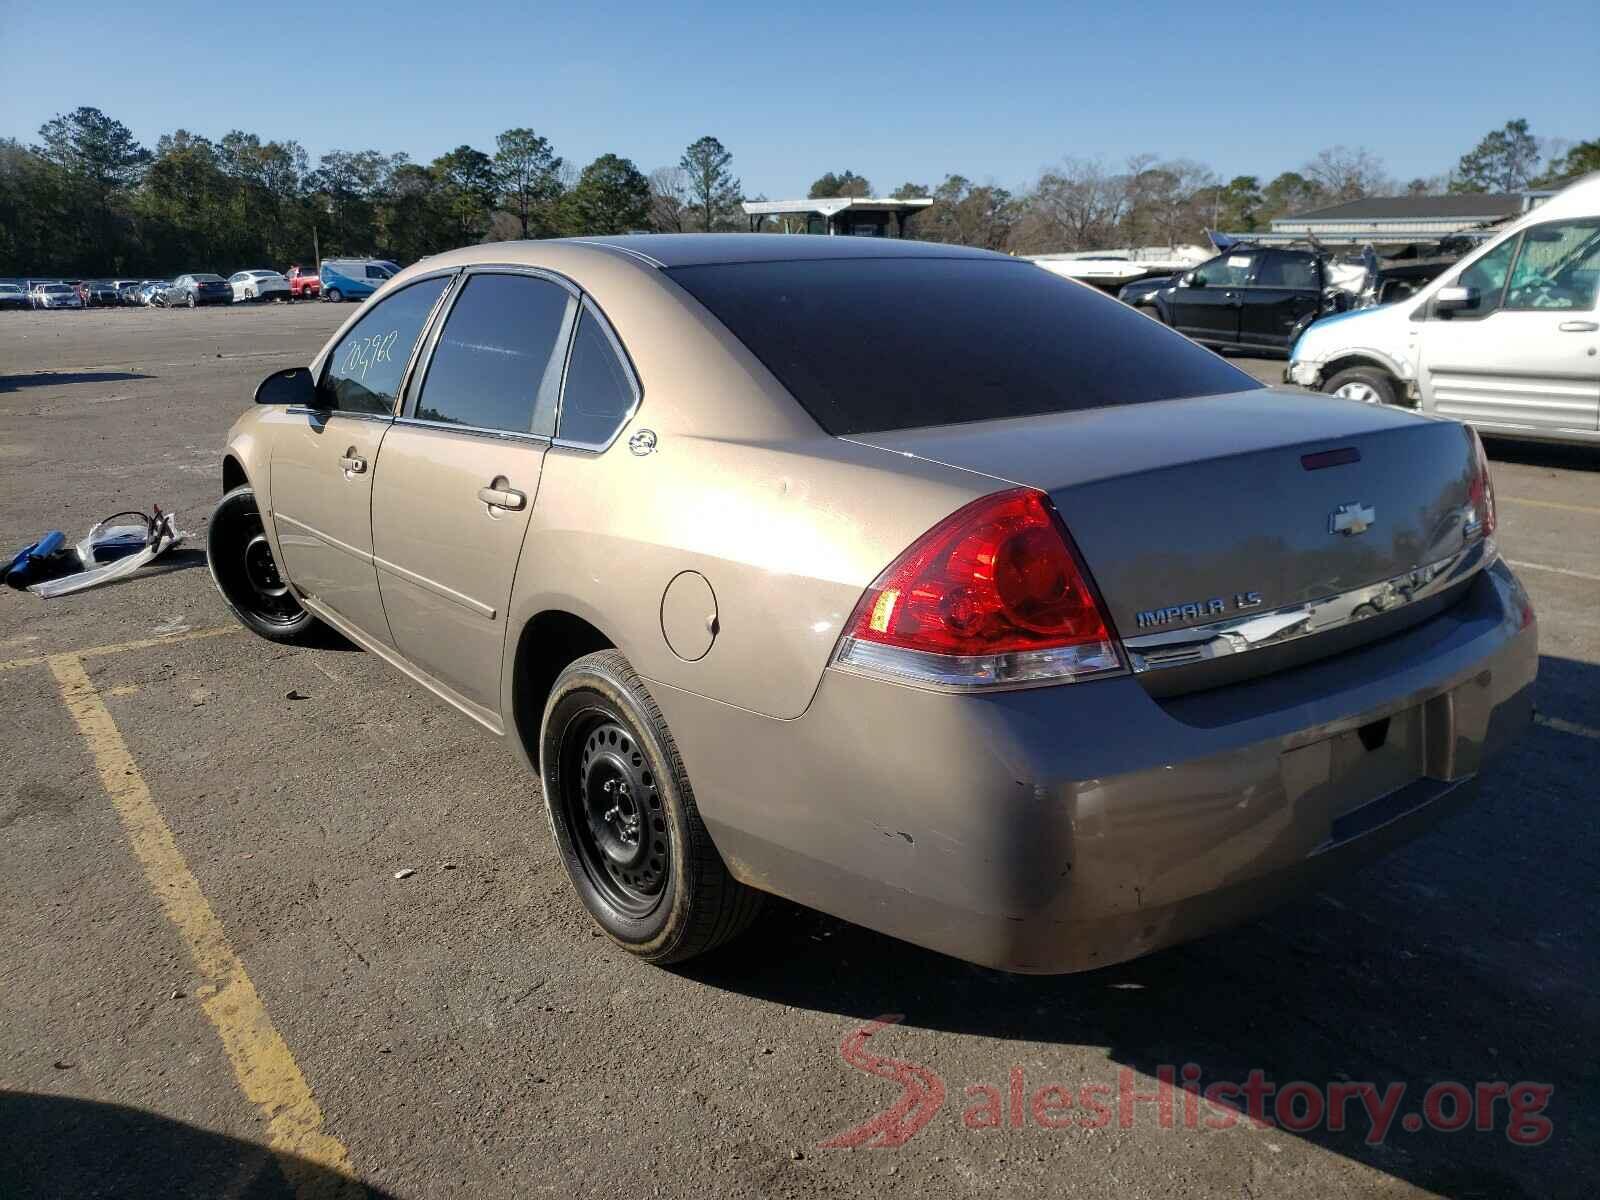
653 559 1537 973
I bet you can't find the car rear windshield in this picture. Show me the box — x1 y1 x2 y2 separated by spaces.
668 257 1259 435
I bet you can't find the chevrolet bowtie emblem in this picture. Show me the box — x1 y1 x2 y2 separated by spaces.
1330 503 1376 536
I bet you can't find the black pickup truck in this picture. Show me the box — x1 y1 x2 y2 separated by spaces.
1118 243 1457 357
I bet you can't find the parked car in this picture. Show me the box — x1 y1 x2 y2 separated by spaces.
30 282 83 309
79 279 121 307
228 269 291 303
285 265 321 300
209 235 1535 973
1120 243 1459 357
0 283 30 310
171 273 233 307
319 257 399 302
1288 173 1600 446
141 281 180 307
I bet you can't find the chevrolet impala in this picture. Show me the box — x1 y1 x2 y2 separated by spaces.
208 235 1536 972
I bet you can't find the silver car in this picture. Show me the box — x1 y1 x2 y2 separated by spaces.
209 235 1537 972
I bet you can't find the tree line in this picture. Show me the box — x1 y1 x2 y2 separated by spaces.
2 108 1594 278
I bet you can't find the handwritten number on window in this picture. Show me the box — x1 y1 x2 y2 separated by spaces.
340 329 400 382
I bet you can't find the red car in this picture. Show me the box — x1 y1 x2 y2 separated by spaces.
285 266 321 300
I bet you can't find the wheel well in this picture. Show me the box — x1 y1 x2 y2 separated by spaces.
222 455 247 494
512 611 614 766
1323 354 1399 387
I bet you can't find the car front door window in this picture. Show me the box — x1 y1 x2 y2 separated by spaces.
1504 219 1600 311
318 276 450 415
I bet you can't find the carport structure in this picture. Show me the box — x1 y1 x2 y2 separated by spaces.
741 196 932 236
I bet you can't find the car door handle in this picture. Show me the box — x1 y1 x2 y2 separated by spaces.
478 485 526 511
339 454 367 474
1558 320 1599 332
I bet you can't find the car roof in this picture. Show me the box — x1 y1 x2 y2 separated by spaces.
554 233 1009 269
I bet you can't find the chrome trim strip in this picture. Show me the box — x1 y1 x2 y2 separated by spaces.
830 637 1128 693
373 556 497 620
273 512 374 564
392 416 553 446
1122 539 1493 674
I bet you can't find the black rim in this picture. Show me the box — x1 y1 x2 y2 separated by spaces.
213 501 303 626
560 708 669 919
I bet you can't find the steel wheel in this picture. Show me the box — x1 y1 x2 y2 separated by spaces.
541 650 764 963
560 712 670 919
207 485 323 644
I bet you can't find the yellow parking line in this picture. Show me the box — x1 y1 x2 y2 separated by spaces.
0 625 238 673
47 652 363 1200
1499 495 1600 518
1537 714 1600 742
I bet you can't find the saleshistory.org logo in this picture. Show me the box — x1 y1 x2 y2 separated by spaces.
820 1016 1555 1150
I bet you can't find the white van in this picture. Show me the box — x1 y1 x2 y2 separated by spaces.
1287 173 1600 446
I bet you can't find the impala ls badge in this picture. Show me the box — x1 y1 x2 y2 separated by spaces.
1330 502 1375 536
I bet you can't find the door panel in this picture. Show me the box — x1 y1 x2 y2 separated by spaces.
1238 251 1322 352
370 426 547 714
1168 253 1248 345
270 414 393 643
367 270 577 717
1419 219 1600 434
1420 310 1600 432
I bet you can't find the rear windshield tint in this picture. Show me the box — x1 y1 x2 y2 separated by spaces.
668 258 1259 435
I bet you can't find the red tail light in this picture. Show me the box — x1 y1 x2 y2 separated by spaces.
832 488 1125 689
1467 427 1496 540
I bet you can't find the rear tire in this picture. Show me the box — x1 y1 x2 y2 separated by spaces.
541 650 763 965
206 485 324 644
1322 365 1399 406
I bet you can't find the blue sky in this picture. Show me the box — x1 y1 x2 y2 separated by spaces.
5 0 1596 196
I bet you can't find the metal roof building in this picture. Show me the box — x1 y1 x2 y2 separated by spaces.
740 197 933 237
1225 190 1557 246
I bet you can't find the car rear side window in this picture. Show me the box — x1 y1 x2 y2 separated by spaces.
414 273 576 435
319 275 449 415
557 307 638 447
668 258 1258 436
1253 251 1318 289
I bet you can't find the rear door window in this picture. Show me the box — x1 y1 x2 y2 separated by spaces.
413 272 576 435
318 275 450 415
668 257 1257 435
1252 251 1319 290
556 307 639 447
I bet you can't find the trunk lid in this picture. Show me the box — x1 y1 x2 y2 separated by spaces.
851 389 1486 689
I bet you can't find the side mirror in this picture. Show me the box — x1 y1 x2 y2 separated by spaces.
254 367 317 407
1181 271 1203 288
1434 285 1479 314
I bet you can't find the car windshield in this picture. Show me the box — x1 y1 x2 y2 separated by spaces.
668 257 1259 436
192 274 224 282
42 284 70 294
0 285 21 294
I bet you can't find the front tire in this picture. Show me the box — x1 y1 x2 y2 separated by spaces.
541 650 763 964
206 484 323 644
325 288 342 303
1322 365 1399 406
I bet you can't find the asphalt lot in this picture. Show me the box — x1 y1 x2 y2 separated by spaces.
2 303 1597 1200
